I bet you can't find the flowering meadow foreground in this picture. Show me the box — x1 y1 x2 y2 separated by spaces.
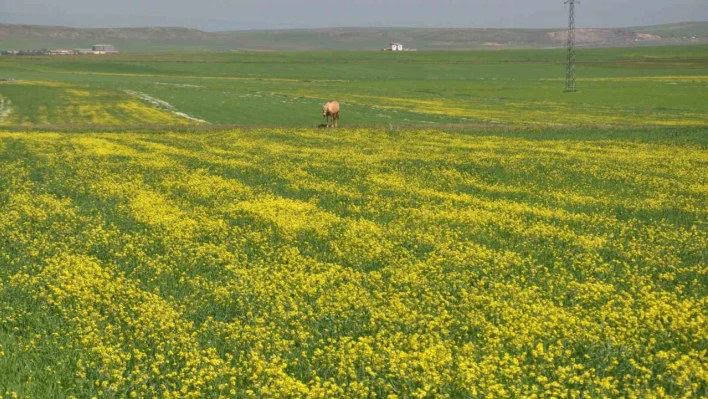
0 128 706 398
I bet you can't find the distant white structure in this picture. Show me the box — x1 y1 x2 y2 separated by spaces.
47 49 74 55
383 43 416 52
92 44 119 54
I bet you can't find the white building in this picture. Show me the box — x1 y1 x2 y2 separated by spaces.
92 44 119 54
390 43 404 51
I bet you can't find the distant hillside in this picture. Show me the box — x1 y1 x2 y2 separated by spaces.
0 25 224 52
215 28 559 51
0 22 706 52
625 22 708 38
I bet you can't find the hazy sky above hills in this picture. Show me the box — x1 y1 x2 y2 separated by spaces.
2 0 707 31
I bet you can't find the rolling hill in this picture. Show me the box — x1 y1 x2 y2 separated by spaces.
0 21 706 52
626 21 708 38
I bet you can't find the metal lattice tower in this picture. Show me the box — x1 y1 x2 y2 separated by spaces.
564 0 578 92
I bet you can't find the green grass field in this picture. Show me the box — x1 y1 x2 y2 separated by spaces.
0 46 707 398
1 45 707 128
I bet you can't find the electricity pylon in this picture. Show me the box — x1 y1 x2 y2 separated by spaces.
564 0 578 92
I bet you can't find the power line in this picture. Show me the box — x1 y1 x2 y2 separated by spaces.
564 0 578 92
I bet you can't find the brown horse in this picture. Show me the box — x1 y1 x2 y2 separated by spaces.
322 101 340 128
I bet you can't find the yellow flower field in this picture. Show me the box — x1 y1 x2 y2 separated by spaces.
0 128 706 398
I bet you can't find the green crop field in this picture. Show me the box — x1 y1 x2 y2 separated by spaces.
1 45 707 128
0 45 707 399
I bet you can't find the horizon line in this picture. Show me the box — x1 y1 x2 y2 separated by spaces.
0 20 705 33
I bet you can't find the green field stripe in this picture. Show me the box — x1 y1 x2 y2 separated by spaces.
2 46 708 128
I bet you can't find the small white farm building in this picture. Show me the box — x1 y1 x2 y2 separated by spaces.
390 43 404 51
92 45 119 54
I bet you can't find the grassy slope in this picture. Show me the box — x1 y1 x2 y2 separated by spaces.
1 22 707 52
0 25 231 53
0 45 707 128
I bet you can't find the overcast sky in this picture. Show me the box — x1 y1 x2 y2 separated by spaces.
2 0 707 31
